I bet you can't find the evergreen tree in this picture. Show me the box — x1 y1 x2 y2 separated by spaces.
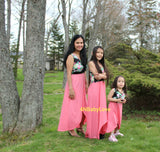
10 42 22 76
48 21 64 70
69 20 80 40
127 0 158 51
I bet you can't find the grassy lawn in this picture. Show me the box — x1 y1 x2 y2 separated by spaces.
0 70 160 152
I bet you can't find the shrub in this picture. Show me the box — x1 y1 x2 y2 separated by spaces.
105 44 160 111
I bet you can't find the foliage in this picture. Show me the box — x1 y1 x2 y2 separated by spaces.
106 44 160 110
48 21 64 70
69 20 80 39
127 0 159 51
10 42 23 77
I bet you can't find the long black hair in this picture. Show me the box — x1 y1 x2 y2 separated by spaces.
111 75 127 94
63 34 87 71
90 46 109 84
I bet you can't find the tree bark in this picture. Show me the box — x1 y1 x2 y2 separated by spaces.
60 0 70 88
0 0 20 132
16 0 46 131
7 0 11 50
88 0 101 60
82 0 88 37
23 9 27 76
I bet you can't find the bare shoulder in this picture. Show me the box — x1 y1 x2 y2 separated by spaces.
66 54 74 63
67 54 74 60
89 61 93 65
109 88 115 94
108 88 115 98
88 61 95 67
111 88 115 92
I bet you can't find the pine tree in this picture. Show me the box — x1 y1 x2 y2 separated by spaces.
127 0 158 51
69 20 80 39
48 21 64 70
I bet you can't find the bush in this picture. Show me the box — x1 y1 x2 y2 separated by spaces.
106 44 160 111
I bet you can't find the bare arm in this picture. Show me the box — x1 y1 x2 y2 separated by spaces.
66 55 75 99
85 71 88 94
88 61 106 80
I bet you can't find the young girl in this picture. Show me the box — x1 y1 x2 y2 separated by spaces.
85 46 109 139
58 35 88 137
106 76 127 142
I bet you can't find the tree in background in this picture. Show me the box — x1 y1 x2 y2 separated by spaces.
10 41 23 67
14 0 26 78
60 0 72 87
48 21 64 70
69 20 80 39
127 0 159 52
78 0 127 59
82 0 89 37
99 0 129 56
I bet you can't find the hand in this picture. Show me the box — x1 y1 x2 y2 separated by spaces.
121 98 126 104
69 88 75 100
99 73 107 79
102 72 107 79
103 72 107 76
117 98 122 103
85 83 88 94
98 73 104 79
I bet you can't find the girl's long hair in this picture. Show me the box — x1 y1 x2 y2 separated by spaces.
90 46 109 84
111 75 127 94
63 34 87 71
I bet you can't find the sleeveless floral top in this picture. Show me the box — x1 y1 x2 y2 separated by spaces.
112 88 126 101
90 67 104 83
71 53 85 74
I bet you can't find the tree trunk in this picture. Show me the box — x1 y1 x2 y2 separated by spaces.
82 0 88 37
16 0 46 131
88 0 101 60
23 10 27 76
14 0 26 78
0 0 20 132
60 0 70 88
7 0 11 50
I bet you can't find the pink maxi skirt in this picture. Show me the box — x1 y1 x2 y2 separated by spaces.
58 73 87 131
85 81 107 139
106 102 123 133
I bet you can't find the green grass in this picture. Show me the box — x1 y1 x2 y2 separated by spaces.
0 70 160 152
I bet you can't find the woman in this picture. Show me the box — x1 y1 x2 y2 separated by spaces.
58 35 88 137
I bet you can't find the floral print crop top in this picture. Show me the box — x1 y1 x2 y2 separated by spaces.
71 54 85 74
112 88 126 101
90 67 104 83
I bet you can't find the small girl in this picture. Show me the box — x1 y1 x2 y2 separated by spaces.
85 46 109 139
106 75 127 142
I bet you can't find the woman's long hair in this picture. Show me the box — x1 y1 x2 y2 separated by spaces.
111 75 127 94
63 34 87 71
90 46 109 84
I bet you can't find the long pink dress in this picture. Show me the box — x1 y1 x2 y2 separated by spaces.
106 89 125 133
85 70 107 139
58 54 87 131
106 102 122 133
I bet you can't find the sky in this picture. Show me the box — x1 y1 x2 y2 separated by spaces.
10 0 82 51
9 0 160 51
